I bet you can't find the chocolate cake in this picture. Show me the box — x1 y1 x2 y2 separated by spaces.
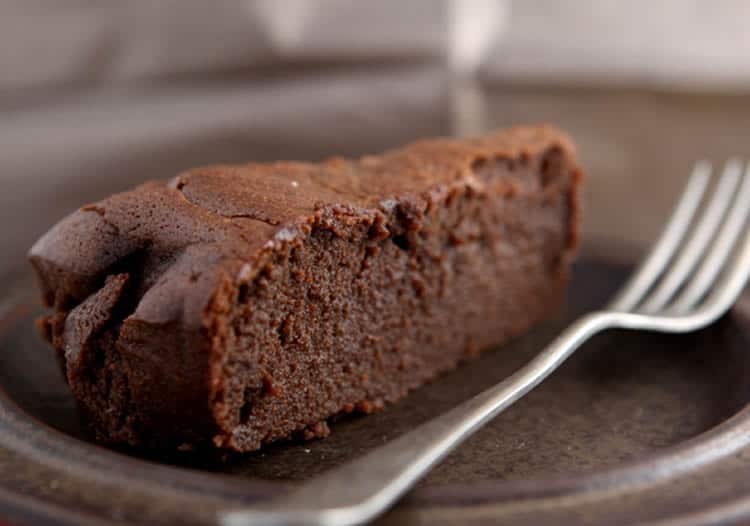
29 125 582 452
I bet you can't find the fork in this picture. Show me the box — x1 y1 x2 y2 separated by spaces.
223 160 750 526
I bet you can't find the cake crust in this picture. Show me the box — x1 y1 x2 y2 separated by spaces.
29 125 582 451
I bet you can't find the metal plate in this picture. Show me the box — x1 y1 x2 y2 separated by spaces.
2 245 750 525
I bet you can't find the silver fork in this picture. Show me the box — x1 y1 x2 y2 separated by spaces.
223 160 750 526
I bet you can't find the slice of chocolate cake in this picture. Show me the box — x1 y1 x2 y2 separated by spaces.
29 125 582 452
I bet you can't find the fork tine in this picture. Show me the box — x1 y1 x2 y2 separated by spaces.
692 216 750 325
668 164 750 313
608 162 710 311
637 159 744 314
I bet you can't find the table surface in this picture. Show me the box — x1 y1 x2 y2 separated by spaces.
5 84 750 274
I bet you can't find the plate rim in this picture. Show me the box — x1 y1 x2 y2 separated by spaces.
1 241 750 525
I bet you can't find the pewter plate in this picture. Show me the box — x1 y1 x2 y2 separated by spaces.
1 245 750 525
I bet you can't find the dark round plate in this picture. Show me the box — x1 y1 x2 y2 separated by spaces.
2 244 750 525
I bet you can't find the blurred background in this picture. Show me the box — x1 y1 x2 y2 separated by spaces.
2 0 750 273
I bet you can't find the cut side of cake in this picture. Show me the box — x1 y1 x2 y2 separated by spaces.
29 125 582 452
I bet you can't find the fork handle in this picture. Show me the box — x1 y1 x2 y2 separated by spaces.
223 312 616 526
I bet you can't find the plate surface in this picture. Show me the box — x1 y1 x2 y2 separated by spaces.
2 246 750 525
